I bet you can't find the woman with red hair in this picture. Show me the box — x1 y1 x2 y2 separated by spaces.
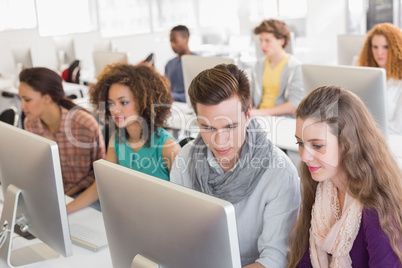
358 23 402 135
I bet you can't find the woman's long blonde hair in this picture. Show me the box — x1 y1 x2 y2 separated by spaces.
358 22 402 80
287 86 402 267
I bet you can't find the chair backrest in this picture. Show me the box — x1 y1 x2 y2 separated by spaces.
0 107 19 127
179 137 194 148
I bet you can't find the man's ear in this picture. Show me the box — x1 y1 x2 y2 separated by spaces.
245 105 252 127
279 38 285 48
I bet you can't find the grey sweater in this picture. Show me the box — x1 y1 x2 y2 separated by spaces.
170 142 301 267
251 55 305 111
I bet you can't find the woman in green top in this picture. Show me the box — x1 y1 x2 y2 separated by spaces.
67 63 181 213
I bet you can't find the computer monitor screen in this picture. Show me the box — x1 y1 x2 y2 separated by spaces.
94 160 241 268
93 51 128 77
53 36 76 69
302 64 387 137
11 46 33 70
30 41 59 72
337 34 365 65
0 122 72 267
182 55 235 109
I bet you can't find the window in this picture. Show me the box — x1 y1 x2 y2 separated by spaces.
348 0 365 34
0 0 37 31
249 0 307 21
36 0 96 36
197 0 239 35
150 0 196 32
278 0 307 17
248 0 278 22
248 0 307 37
97 0 151 37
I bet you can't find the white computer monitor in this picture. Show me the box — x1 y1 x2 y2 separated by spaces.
94 159 241 268
11 46 33 70
182 55 235 109
53 36 76 70
0 122 72 267
302 64 388 138
93 51 128 77
31 41 60 72
337 34 365 65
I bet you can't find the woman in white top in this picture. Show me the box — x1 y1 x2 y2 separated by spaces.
358 22 402 135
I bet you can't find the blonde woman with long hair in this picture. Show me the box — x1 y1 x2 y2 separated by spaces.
288 85 402 267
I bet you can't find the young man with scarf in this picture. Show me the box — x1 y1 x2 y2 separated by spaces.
170 64 301 268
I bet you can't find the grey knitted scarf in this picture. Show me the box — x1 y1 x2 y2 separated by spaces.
187 118 273 204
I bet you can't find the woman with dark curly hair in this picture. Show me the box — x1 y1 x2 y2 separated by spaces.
358 22 402 135
67 63 181 213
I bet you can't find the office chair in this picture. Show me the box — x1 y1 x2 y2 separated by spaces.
0 107 19 127
178 137 194 148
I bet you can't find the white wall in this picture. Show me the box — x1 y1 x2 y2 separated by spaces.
0 28 56 74
0 0 355 76
295 0 348 65
0 29 176 77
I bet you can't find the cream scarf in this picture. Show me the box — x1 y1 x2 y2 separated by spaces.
310 180 363 267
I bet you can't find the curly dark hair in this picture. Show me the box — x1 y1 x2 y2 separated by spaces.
89 63 173 145
254 19 290 48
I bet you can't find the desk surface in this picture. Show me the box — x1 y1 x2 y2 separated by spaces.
0 195 112 268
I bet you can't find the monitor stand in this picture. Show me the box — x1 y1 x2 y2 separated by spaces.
131 254 160 268
0 184 60 267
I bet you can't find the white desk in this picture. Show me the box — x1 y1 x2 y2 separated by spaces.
63 82 90 99
0 196 112 268
0 76 14 91
0 76 18 96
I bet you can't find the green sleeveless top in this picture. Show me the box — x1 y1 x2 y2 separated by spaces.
114 127 176 181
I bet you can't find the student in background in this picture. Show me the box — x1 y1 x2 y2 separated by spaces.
358 22 402 135
170 64 301 268
165 25 194 103
251 19 304 117
288 86 402 267
67 63 181 213
18 67 105 206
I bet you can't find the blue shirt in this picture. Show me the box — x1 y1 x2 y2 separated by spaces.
165 57 186 102
114 128 176 181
